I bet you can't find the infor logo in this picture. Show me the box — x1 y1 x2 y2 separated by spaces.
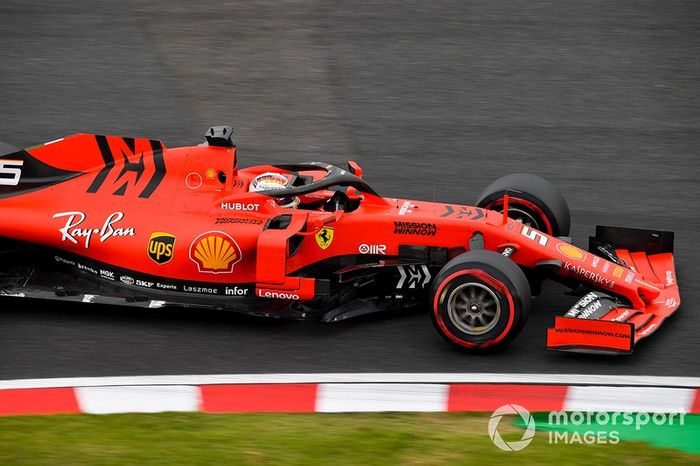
488 404 536 451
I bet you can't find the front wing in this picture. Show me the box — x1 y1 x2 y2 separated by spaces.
546 225 680 354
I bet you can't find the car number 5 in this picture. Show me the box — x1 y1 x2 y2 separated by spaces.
0 159 23 186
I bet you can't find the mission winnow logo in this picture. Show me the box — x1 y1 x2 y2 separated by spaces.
393 221 437 236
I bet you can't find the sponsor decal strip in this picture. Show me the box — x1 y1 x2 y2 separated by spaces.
0 374 697 416
53 254 252 297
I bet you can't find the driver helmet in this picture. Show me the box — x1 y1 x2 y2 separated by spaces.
249 172 300 208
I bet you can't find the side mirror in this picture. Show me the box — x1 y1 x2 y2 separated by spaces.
347 160 363 178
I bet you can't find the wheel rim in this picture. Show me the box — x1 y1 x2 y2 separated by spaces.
506 206 540 229
446 282 501 335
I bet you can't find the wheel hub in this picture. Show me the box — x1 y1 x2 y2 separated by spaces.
446 282 502 336
505 206 539 229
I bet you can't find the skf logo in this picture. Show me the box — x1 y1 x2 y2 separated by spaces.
189 231 242 273
315 227 334 250
148 232 176 265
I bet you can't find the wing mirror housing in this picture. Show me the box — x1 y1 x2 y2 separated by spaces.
347 160 363 178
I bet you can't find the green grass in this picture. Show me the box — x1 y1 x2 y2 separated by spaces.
519 413 700 455
0 412 696 465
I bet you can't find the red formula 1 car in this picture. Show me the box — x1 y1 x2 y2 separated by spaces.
0 126 680 354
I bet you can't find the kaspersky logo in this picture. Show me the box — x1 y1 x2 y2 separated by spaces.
189 231 242 273
148 232 176 265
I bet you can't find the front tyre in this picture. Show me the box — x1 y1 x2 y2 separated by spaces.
476 173 570 237
430 250 531 351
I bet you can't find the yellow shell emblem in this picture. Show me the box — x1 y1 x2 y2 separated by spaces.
557 243 586 261
315 227 334 250
189 231 242 273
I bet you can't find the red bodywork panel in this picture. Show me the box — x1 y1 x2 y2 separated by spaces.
0 133 681 352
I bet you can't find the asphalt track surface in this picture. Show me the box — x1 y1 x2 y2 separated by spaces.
0 1 698 380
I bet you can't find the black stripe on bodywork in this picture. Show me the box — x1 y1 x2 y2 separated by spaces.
139 140 166 198
87 135 115 193
0 150 83 200
88 135 166 199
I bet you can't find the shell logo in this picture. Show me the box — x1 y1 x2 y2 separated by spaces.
189 231 242 273
556 243 586 261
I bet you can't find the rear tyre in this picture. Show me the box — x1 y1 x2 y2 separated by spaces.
430 250 531 352
476 173 570 237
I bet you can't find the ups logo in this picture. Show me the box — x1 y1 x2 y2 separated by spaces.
148 232 176 265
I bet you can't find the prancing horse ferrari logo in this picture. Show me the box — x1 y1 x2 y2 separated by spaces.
315 227 334 250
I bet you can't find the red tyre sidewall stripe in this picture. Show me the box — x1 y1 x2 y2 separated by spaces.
485 197 553 235
433 269 516 348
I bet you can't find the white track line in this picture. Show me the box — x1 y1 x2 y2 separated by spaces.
0 373 698 390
